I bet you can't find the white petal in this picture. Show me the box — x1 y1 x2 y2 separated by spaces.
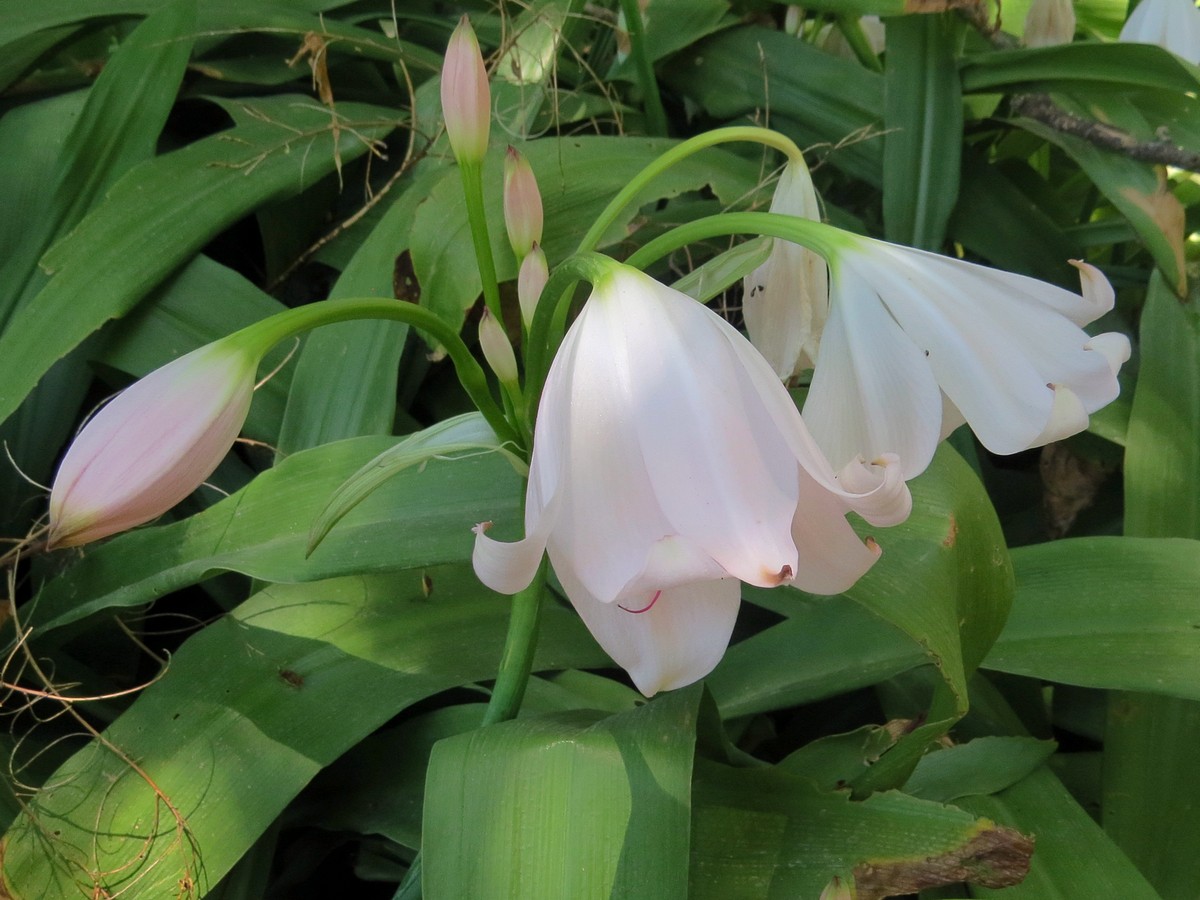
743 161 829 379
533 295 693 603
597 270 801 587
802 265 944 478
721 317 914 525
1031 384 1089 446
855 244 1121 456
471 513 552 596
790 467 883 595
1086 332 1132 377
1069 260 1116 325
559 567 742 697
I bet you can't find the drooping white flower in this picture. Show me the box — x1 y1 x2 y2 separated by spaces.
1118 0 1200 63
799 237 1130 478
473 262 910 696
48 340 257 549
743 159 829 380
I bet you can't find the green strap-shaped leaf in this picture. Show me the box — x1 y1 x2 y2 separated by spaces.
0 567 607 898
959 768 1159 898
423 687 703 899
1102 271 1200 896
985 536 1200 698
0 96 398 427
690 759 1032 898
29 437 522 633
960 43 1200 95
882 12 962 251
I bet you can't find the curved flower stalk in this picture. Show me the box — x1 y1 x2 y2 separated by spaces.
48 338 258 549
743 158 828 380
1118 0 1200 64
473 262 910 697
801 238 1130 478
48 296 517 551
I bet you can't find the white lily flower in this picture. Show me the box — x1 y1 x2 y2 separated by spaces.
473 263 910 696
800 237 1130 478
1118 0 1200 65
743 159 829 380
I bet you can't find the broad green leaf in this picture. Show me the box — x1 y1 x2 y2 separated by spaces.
423 687 702 900
1013 117 1186 294
882 13 962 250
1102 270 1200 897
0 568 606 898
725 447 1011 793
960 43 1200 95
29 437 522 632
1123 271 1200 535
607 0 733 72
708 592 927 718
690 760 1032 898
0 1 196 539
904 736 1056 802
984 537 1200 698
0 96 397 427
959 767 1160 899
660 26 884 184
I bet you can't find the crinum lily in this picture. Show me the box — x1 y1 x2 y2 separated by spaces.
473 261 910 696
800 237 1130 478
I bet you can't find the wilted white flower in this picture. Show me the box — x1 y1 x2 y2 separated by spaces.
743 158 829 380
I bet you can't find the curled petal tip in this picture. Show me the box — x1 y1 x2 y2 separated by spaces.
835 454 912 528
1069 260 1115 317
1085 332 1132 377
473 520 493 535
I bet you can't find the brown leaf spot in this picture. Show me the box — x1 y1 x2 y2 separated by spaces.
942 514 958 549
855 824 1034 899
1119 174 1187 296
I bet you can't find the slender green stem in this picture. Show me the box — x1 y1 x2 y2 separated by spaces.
482 558 549 726
458 159 505 323
624 211 845 272
522 253 613 430
232 297 520 451
617 0 668 137
836 16 884 73
576 126 804 254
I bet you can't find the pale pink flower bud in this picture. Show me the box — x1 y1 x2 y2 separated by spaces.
48 341 257 549
503 146 543 260
1024 0 1076 47
479 307 519 387
440 15 491 163
517 245 549 329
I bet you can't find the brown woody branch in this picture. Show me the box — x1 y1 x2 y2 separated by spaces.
1010 93 1200 173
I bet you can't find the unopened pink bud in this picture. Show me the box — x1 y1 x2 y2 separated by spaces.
479 308 519 387
48 341 258 549
440 15 490 164
503 146 543 259
517 245 549 328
